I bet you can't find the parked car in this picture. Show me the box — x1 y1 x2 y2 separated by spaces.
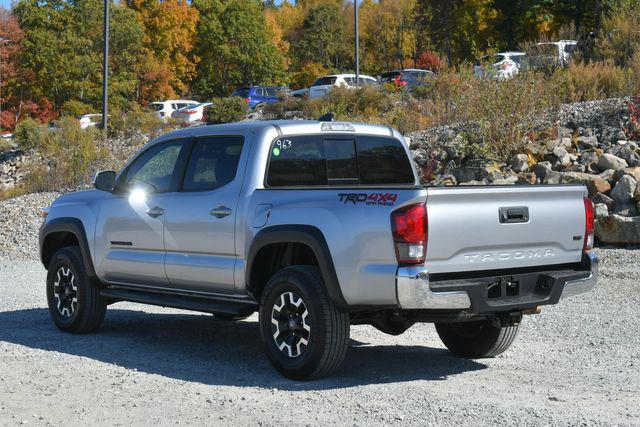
473 52 526 80
39 120 597 380
529 40 579 68
231 86 289 110
290 88 309 98
380 69 436 89
308 74 378 99
150 100 199 119
78 114 103 129
171 102 212 124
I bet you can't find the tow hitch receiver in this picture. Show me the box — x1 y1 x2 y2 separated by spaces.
490 311 523 327
487 276 519 299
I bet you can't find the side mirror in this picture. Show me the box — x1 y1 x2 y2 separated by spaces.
93 170 116 192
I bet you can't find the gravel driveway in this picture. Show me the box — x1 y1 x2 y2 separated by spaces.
0 248 638 426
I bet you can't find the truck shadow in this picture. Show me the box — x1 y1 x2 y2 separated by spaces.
0 307 487 390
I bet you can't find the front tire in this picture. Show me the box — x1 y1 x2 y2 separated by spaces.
46 246 106 333
259 266 350 380
435 320 519 358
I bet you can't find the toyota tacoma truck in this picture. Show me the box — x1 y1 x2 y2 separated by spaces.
39 120 597 380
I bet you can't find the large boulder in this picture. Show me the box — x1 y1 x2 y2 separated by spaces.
577 135 599 150
511 154 529 173
552 147 572 167
614 167 640 183
610 175 637 204
532 161 552 181
596 215 640 244
559 172 611 197
592 193 616 211
411 149 428 167
597 153 628 171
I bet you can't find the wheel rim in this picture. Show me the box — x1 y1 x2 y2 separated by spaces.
53 266 78 318
271 291 311 358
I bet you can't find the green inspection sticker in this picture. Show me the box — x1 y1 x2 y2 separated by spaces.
272 147 281 156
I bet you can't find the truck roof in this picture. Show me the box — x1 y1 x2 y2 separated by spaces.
151 120 401 146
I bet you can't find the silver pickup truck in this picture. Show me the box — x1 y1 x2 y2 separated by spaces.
39 120 597 379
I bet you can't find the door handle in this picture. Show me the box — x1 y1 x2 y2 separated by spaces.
210 206 232 218
145 206 164 218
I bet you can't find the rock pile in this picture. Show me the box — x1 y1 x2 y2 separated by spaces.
0 149 44 190
407 98 640 244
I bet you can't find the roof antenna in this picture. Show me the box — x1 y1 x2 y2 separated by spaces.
318 112 334 122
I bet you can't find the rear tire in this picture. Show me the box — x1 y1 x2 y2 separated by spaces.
46 246 106 333
435 320 519 358
259 266 350 380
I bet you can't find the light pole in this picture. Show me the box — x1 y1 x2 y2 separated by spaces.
354 1 360 87
102 0 109 138
0 37 8 134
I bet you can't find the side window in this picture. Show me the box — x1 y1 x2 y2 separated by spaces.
181 136 244 191
265 87 277 97
123 140 187 193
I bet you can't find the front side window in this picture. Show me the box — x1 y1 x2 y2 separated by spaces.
123 140 187 193
181 136 244 191
266 135 414 187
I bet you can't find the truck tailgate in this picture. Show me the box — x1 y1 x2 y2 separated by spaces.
425 185 588 274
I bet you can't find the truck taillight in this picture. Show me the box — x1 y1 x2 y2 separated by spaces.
583 197 594 252
391 203 427 264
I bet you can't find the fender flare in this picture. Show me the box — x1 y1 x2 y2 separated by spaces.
246 225 348 310
39 217 97 278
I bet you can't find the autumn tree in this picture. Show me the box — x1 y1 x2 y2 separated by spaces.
415 0 497 64
127 0 199 100
192 0 287 98
360 0 418 73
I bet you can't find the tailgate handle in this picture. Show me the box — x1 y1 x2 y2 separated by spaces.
499 207 529 223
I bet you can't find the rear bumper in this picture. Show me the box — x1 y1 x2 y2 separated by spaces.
396 252 598 312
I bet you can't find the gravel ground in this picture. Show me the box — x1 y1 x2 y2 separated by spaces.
0 248 638 426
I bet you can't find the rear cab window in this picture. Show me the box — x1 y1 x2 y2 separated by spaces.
266 135 415 187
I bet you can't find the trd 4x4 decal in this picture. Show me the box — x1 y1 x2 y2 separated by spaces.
338 193 398 206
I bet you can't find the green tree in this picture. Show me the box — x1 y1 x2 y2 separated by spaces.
292 1 352 71
13 0 145 111
192 0 287 98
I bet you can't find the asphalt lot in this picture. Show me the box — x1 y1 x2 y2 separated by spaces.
0 248 638 426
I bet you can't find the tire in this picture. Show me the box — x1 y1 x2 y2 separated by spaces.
46 246 106 333
259 266 350 380
435 319 519 358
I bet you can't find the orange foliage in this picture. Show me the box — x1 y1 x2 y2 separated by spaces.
129 0 199 99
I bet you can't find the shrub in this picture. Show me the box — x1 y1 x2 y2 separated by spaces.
61 100 94 117
204 97 248 124
562 60 635 102
108 110 174 139
13 117 50 150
